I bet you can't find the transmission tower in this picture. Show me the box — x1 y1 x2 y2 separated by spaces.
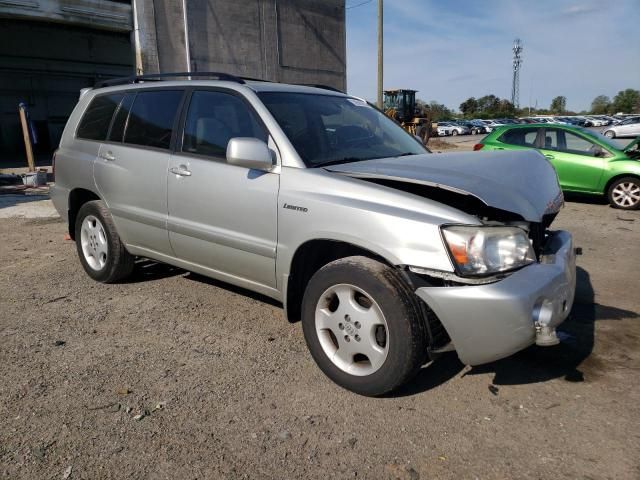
511 38 523 109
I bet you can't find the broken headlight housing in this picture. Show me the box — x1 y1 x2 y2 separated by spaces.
441 225 535 276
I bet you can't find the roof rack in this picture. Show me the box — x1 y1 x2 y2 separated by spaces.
94 72 344 94
95 71 245 88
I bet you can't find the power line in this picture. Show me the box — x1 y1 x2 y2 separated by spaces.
346 0 373 10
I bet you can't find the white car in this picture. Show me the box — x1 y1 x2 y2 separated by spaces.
585 117 607 127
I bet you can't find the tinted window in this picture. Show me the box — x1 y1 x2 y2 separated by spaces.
499 127 539 147
182 90 267 157
108 93 135 142
77 94 123 141
124 90 183 149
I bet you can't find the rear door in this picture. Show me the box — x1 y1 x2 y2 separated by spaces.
93 88 184 255
538 128 605 192
167 88 279 289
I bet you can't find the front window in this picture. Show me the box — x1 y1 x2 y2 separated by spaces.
257 92 427 167
543 128 608 157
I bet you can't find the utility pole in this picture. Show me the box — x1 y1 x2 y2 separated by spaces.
377 0 383 109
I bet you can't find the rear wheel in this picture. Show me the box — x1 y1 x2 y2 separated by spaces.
451 130 459 136
604 130 615 139
301 256 427 396
607 177 640 210
75 200 134 282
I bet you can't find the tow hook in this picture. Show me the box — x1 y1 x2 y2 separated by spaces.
535 322 560 346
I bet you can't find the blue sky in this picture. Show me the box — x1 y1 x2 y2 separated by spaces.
345 0 639 112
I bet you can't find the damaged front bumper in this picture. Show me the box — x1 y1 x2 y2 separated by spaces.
415 230 576 366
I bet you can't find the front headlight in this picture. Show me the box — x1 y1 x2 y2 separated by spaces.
441 225 535 276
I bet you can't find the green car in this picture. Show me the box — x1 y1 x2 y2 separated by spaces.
475 124 640 209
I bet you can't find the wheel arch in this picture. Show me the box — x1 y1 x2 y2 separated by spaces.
284 239 390 324
68 188 102 239
603 173 640 196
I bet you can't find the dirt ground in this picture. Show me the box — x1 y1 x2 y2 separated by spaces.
1 198 639 479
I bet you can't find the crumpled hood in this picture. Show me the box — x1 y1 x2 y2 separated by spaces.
325 150 564 222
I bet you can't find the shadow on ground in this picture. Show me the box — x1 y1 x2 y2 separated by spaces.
125 259 185 284
184 271 282 308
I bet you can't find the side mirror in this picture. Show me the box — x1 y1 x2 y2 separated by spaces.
226 138 274 171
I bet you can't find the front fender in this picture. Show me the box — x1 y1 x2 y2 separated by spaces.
275 167 481 289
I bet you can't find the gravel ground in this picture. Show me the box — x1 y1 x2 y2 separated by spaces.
1 199 639 479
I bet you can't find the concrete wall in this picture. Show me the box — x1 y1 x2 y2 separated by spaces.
135 0 346 91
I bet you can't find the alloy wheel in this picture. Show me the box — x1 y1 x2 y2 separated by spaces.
314 284 389 376
611 181 640 208
80 215 108 270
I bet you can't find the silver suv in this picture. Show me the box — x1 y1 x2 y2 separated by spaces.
52 73 576 396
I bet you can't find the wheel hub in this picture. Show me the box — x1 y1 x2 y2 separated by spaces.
315 284 389 376
80 215 108 271
612 182 640 208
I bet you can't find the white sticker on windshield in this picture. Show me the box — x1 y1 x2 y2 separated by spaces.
347 98 368 107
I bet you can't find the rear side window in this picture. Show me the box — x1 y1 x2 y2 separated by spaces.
124 90 183 149
182 90 267 157
77 94 123 141
498 127 539 147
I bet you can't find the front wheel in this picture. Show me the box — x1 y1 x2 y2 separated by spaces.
604 130 615 139
607 177 640 210
301 256 428 396
75 200 134 282
451 130 459 136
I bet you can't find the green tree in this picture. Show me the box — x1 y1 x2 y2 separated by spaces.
550 96 567 114
612 89 640 113
590 95 611 115
459 97 478 117
420 100 454 122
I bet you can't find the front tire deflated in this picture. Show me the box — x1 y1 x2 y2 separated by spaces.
301 256 428 396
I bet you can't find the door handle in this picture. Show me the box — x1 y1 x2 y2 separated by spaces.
169 165 192 177
100 151 115 161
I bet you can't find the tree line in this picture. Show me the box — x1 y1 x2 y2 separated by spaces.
416 88 640 120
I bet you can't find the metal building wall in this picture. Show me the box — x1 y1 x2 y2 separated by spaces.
0 19 132 163
135 0 346 91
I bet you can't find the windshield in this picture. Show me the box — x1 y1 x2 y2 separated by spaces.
257 92 428 167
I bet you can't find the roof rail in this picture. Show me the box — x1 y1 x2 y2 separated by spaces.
95 71 245 88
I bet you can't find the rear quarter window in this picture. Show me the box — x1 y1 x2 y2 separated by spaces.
76 94 123 141
498 128 539 147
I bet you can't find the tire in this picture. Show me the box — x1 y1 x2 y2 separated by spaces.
604 130 615 139
451 130 459 136
607 177 640 210
301 256 428 396
75 200 134 283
